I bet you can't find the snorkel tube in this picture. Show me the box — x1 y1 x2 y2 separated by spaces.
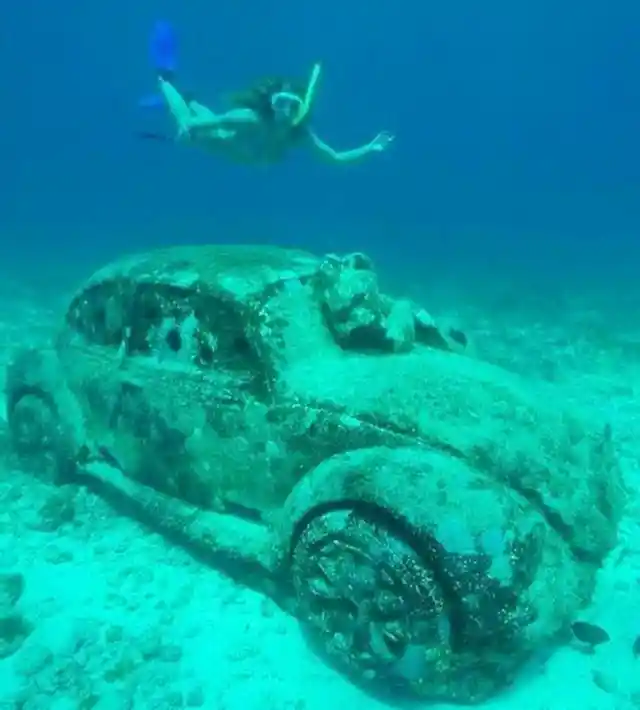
293 62 321 125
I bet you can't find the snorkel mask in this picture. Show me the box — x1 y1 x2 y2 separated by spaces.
270 62 321 126
270 91 304 122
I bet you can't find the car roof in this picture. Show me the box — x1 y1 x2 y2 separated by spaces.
75 245 322 302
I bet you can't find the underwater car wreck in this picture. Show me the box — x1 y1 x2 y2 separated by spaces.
5 245 625 703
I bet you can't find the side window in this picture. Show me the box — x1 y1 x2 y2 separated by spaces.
66 281 260 376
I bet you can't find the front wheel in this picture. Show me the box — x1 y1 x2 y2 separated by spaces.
290 505 450 693
279 446 569 704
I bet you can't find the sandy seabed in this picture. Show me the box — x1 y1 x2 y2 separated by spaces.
1 280 640 710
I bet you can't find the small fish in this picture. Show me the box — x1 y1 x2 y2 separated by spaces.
571 621 610 647
632 635 640 658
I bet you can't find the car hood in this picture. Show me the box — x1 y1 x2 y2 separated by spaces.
280 345 622 563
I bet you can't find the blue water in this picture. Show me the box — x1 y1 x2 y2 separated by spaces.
2 4 640 708
2 0 639 291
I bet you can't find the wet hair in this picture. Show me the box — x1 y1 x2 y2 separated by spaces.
228 76 311 139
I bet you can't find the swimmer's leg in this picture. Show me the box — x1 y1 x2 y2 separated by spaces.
187 103 261 129
158 77 192 138
187 100 232 134
159 81 255 131
188 100 218 124
188 101 237 141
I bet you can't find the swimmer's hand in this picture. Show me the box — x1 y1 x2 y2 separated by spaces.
368 131 394 153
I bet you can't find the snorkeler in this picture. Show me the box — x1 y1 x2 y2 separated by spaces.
139 22 394 165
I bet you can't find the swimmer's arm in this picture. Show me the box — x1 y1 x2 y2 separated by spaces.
307 129 375 163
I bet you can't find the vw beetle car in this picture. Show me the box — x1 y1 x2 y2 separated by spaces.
5 245 624 703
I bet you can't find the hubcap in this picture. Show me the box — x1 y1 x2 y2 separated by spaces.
291 508 449 690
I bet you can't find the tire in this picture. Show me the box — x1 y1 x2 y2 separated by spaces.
290 504 451 693
5 349 83 482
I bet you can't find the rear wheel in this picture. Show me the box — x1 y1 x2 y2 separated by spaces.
9 392 59 455
8 390 75 482
5 349 82 483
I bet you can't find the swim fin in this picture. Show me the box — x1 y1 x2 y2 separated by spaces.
136 131 171 142
139 20 178 110
138 94 164 109
150 20 178 75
